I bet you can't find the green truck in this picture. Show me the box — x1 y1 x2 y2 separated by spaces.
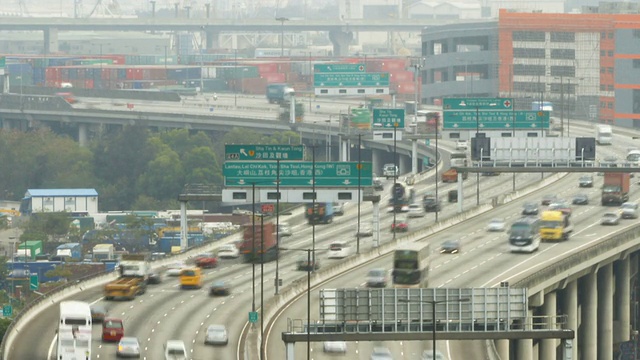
16 240 43 261
267 83 294 104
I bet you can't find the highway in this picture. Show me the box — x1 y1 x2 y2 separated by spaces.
262 124 639 359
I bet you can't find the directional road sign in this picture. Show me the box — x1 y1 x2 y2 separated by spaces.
443 110 550 130
314 63 366 73
314 72 390 87
373 109 405 129
2 305 11 317
225 144 304 161
443 97 514 110
224 161 373 187
30 274 38 291
249 311 258 323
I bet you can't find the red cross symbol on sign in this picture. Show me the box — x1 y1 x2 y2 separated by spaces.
358 65 364 71
503 100 511 108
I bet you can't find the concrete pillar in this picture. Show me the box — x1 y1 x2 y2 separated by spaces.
615 257 631 343
371 149 382 177
205 30 220 49
180 201 188 250
563 280 578 360
598 263 613 360
411 139 418 174
44 28 59 54
372 200 380 248
540 291 557 360
516 339 533 360
78 123 88 147
495 339 509 360
328 30 353 57
582 271 597 359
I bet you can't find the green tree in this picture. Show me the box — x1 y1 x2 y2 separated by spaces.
183 146 221 185
0 317 13 340
45 265 73 281
136 149 184 200
21 213 73 242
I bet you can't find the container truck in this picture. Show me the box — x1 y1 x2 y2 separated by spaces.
55 243 83 260
104 254 150 300
93 244 115 261
266 83 294 104
239 222 278 263
540 210 572 242
602 173 630 206
305 203 334 225
16 240 43 261
441 168 467 183
595 124 613 145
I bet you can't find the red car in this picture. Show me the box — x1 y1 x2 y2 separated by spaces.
102 318 124 342
195 254 218 269
390 218 409 232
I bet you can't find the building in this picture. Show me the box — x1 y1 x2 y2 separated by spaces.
20 188 98 215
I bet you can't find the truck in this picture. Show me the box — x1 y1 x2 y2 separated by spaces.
55 243 82 260
104 254 150 300
595 124 613 145
239 222 278 263
540 210 573 242
266 83 294 104
602 173 630 206
441 168 467 183
93 243 115 261
305 203 334 225
16 240 43 261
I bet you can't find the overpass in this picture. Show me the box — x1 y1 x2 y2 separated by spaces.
0 16 488 56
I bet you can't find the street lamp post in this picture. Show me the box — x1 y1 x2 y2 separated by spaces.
275 17 289 57
475 106 480 205
392 122 398 240
399 298 469 360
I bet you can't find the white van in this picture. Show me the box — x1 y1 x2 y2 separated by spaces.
327 240 354 259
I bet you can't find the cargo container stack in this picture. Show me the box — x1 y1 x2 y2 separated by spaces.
366 57 416 98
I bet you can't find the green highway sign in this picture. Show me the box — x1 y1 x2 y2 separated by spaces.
249 311 258 323
314 72 390 87
224 161 373 187
314 63 366 73
30 274 38 291
225 144 304 161
443 98 514 110
373 109 405 129
2 305 11 317
443 110 550 130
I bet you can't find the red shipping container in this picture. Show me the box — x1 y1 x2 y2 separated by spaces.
277 62 291 73
395 82 416 94
254 63 278 74
262 72 286 83
390 70 414 83
240 77 268 94
381 59 409 72
126 68 136 80
85 79 94 89
102 68 111 80
149 68 167 80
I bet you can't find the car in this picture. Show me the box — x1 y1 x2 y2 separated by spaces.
217 244 240 259
278 222 293 237
204 324 228 345
407 203 425 218
620 202 640 219
422 350 447 360
541 194 558 206
90 304 108 323
323 341 347 353
102 318 125 342
366 268 388 288
165 262 187 277
579 175 594 187
355 225 373 238
209 280 231 296
195 254 218 269
383 163 398 179
548 201 572 216
116 337 141 358
601 212 621 225
332 202 345 216
487 218 506 232
572 194 589 205
164 340 187 360
440 239 461 254
373 178 384 191
423 194 441 212
296 256 320 271
370 346 393 360
147 271 162 284
522 202 539 215
455 139 469 150
390 218 409 232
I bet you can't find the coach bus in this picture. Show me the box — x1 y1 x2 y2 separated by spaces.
57 300 92 360
509 217 541 253
392 242 430 288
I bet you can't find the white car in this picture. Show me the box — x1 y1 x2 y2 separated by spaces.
164 340 187 360
217 244 240 259
620 202 639 219
407 203 425 218
165 262 186 277
487 218 506 232
323 341 347 353
204 324 228 345
455 139 469 150
278 222 293 236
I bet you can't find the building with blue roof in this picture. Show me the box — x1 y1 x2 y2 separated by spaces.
20 188 98 215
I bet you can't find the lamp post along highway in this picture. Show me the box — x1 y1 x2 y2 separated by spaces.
276 17 289 57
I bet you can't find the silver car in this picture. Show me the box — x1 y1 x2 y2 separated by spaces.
324 341 347 353
366 268 388 288
371 347 393 360
620 202 639 219
116 337 141 358
204 324 228 345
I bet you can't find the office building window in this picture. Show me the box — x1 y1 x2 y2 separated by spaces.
513 64 545 76
550 66 575 77
512 31 545 42
513 48 545 58
634 60 640 69
634 29 640 38
551 49 575 59
601 50 606 57
608 50 614 57
550 32 575 42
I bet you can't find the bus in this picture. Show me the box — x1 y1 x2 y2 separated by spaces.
57 300 92 360
392 242 430 288
450 152 470 168
509 217 541 253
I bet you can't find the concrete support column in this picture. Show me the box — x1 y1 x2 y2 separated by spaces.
328 30 353 57
371 149 382 178
205 30 220 49
516 339 533 360
411 139 418 174
495 339 509 360
615 257 631 343
598 263 613 360
582 271 598 360
563 280 578 360
78 123 88 147
540 291 557 360
44 28 59 54
372 200 380 248
180 201 188 250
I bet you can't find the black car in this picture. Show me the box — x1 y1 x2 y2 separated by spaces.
579 175 594 188
440 239 461 254
147 271 162 284
209 281 231 296
373 179 384 191
522 202 539 215
572 194 589 205
422 194 441 212
296 257 320 271
541 194 558 206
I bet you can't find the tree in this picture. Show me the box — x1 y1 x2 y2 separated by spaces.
136 149 184 200
45 266 73 281
0 317 12 340
183 147 221 185
22 213 73 242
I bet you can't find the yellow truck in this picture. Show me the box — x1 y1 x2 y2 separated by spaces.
540 210 572 242
179 267 203 289
104 254 150 300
